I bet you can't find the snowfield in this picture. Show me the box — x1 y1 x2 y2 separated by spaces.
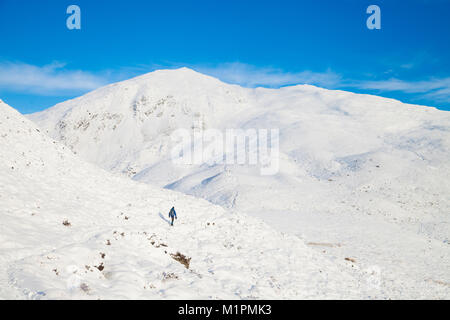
2 67 449 299
1 99 373 299
28 68 450 299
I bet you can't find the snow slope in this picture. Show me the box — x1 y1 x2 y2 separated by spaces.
28 68 450 298
0 99 386 299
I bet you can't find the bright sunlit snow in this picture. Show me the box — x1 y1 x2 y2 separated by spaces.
1 68 449 299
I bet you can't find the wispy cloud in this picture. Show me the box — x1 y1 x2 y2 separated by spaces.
353 78 450 93
1 60 449 107
0 61 109 95
195 62 342 88
350 77 450 103
195 62 450 105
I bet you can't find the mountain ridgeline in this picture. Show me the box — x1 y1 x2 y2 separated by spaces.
26 68 450 298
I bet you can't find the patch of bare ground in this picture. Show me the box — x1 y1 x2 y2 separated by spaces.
148 234 167 248
62 220 71 227
162 272 179 281
170 252 191 269
95 263 105 271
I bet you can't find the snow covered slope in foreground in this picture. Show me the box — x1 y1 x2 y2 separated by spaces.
0 99 382 299
29 68 450 298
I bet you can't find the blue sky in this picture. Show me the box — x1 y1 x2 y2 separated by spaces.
0 0 449 113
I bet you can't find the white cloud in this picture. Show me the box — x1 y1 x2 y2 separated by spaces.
0 61 109 95
1 60 449 106
195 62 342 88
195 62 450 105
354 77 450 93
351 77 450 103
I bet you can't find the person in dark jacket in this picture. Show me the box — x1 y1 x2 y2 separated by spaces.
168 207 177 226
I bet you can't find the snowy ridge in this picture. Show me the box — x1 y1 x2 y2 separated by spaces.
0 99 378 299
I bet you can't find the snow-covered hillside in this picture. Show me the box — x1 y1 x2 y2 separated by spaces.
27 68 450 298
0 99 388 299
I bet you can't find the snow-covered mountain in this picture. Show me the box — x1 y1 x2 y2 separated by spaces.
0 99 378 299
27 68 450 298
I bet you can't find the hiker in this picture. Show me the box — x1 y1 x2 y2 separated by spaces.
168 207 177 226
